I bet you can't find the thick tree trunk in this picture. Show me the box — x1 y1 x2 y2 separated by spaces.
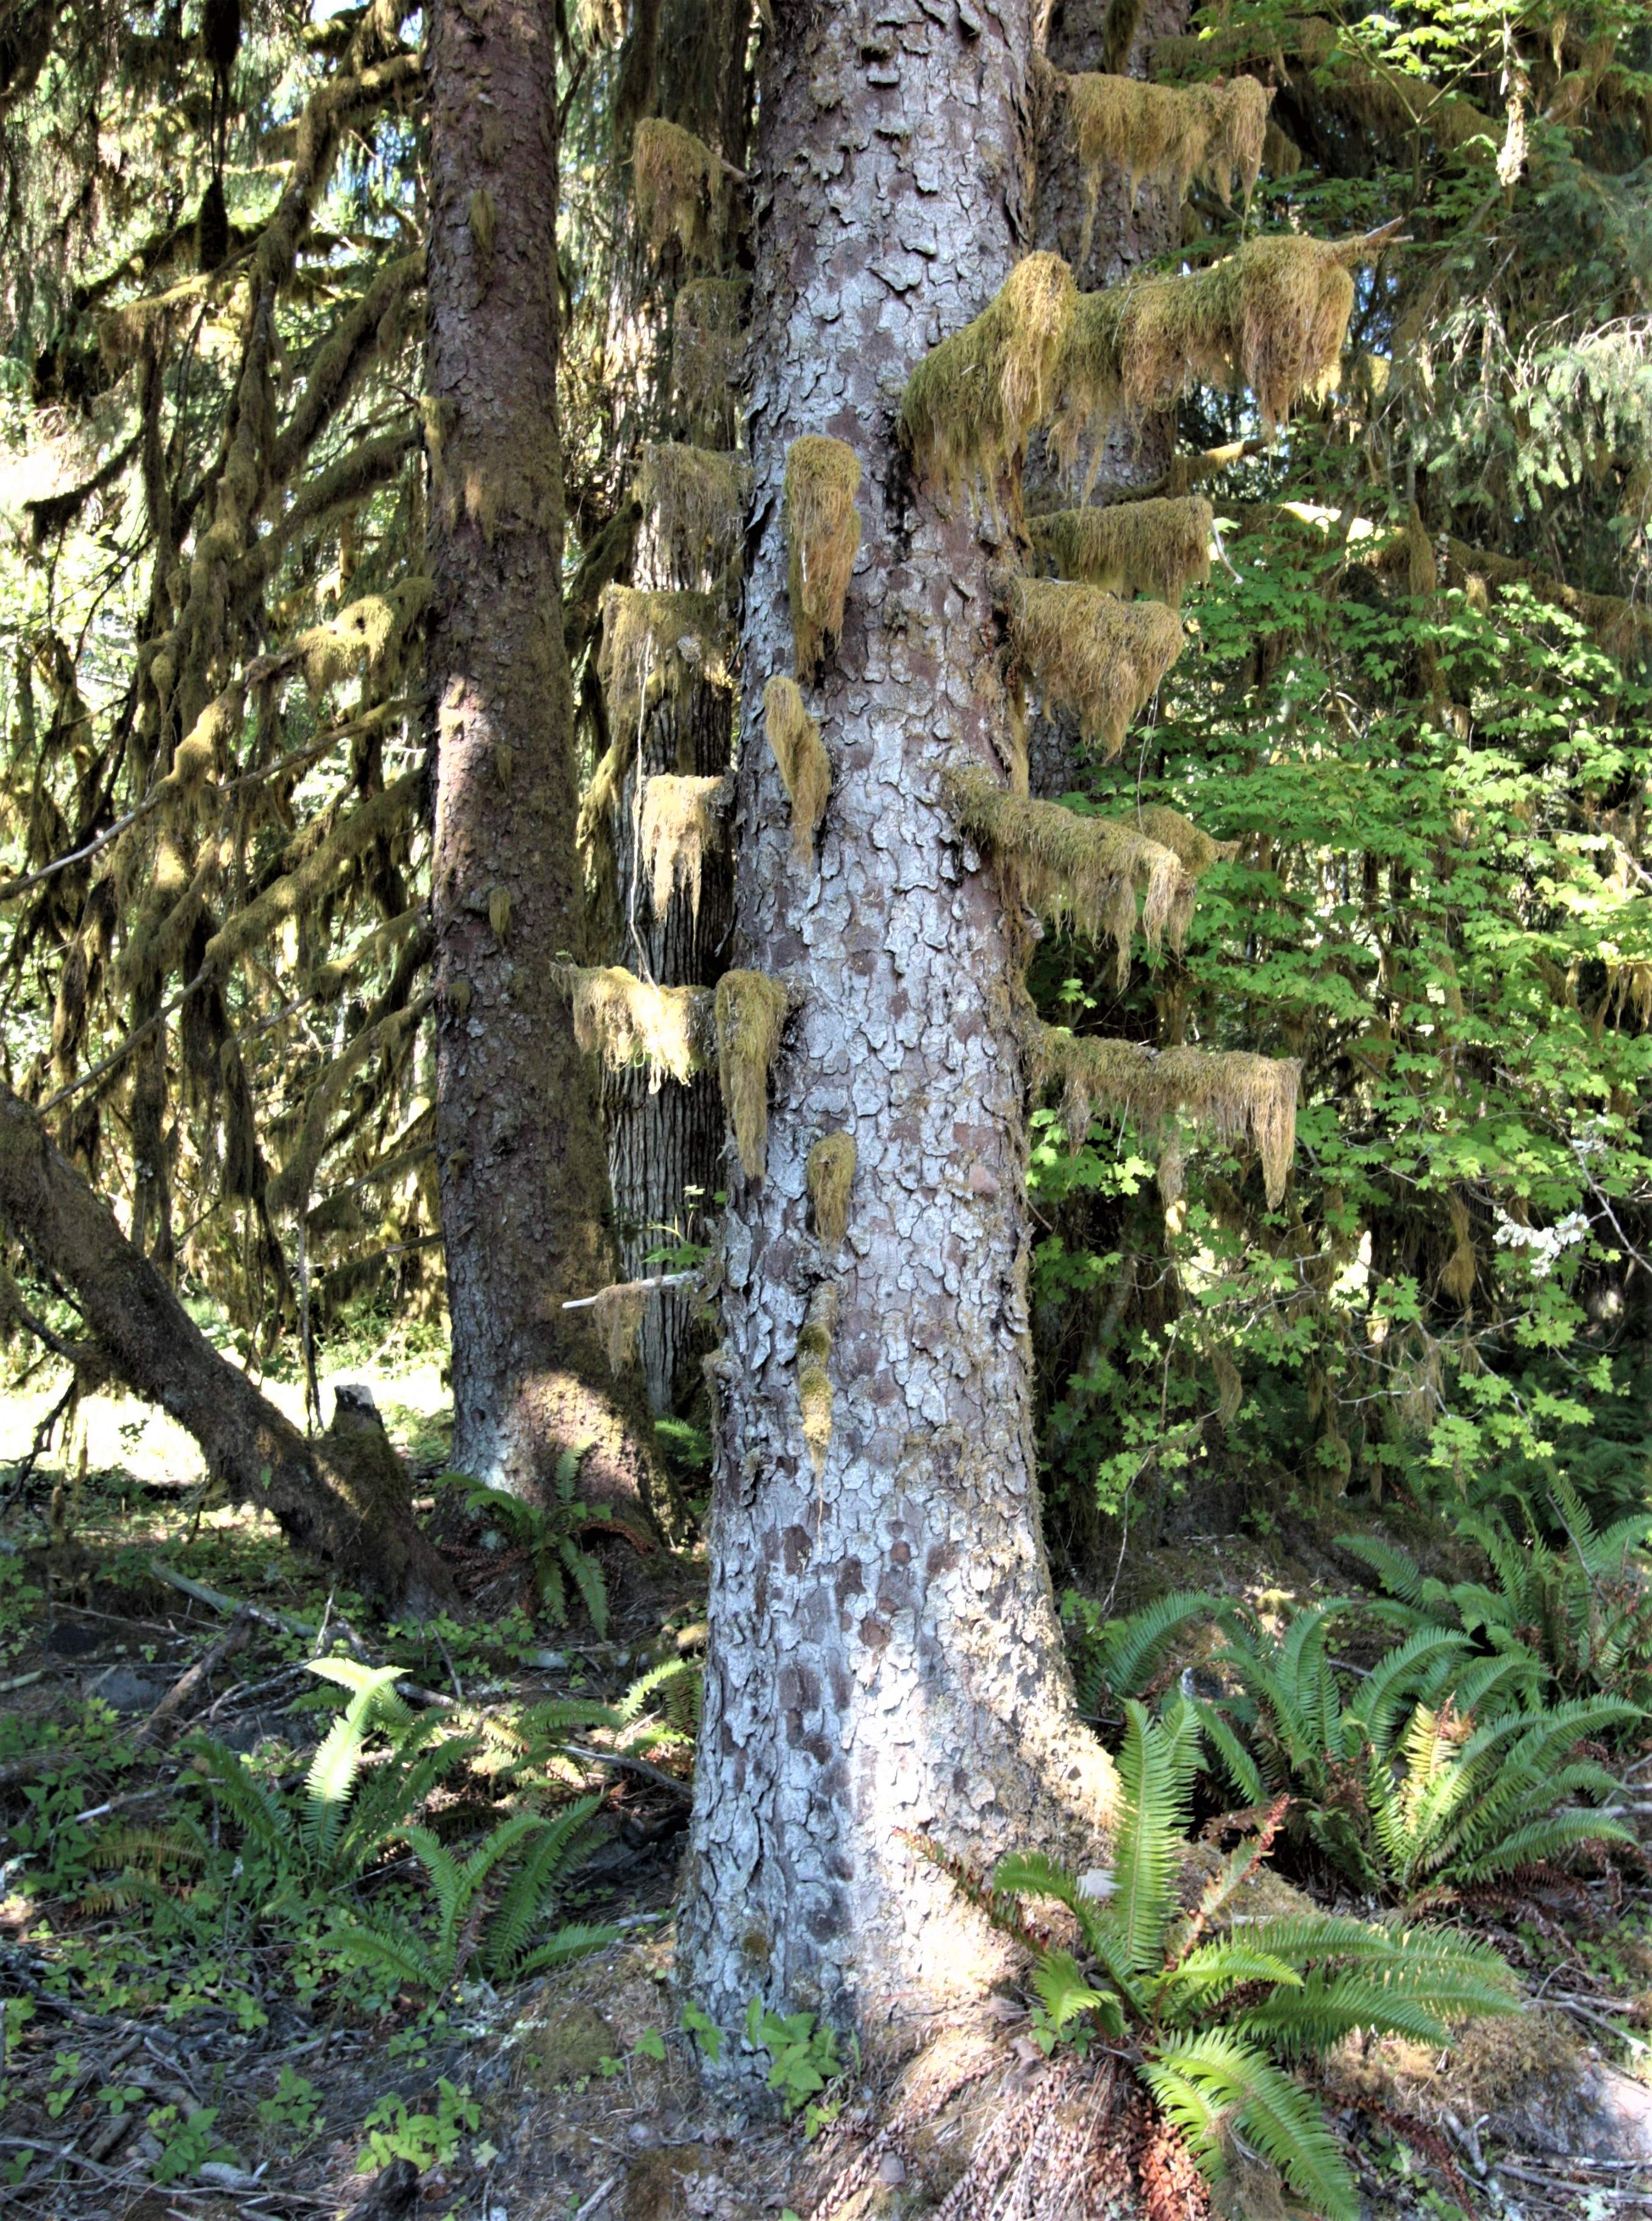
426 0 663 1518
679 0 1117 2053
0 1087 454 1615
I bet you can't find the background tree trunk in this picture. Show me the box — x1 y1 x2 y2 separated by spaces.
594 9 750 1413
426 0 663 1518
0 1087 454 1614
1025 0 1189 798
679 0 1116 2054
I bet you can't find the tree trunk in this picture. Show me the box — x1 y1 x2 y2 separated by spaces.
426 0 663 1519
595 10 749 1414
1025 0 1189 798
679 0 1117 2053
0 1086 454 1615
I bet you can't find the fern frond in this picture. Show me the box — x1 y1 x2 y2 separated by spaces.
1454 1808 1634 1881
614 1659 702 1730
560 1537 609 1638
1168 1939 1303 2002
1084 1592 1219 1708
1347 1626 1469 1744
485 1795 604 1978
327 1914 445 1995
522 1696 624 1740
1109 1700 1196 1975
1192 1698 1268 1806
992 1847 1148 2005
1336 1534 1437 1613
188 1736 295 1859
1032 1947 1126 2037
1142 2031 1357 2221
514 1922 621 1978
339 1723 481 1874
461 1482 537 1541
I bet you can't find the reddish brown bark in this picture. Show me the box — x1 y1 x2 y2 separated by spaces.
425 0 664 1519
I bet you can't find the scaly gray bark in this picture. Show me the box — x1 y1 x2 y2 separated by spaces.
426 0 662 1518
679 0 1117 2055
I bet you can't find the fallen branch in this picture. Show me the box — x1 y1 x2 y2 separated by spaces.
562 1741 693 1801
130 1608 256 1747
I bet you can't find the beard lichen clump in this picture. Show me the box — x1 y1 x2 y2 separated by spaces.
632 116 723 263
1117 801 1238 946
1030 496 1213 607
635 443 750 580
763 674 831 865
715 969 792 1181
1126 801 1239 881
1005 576 1184 757
1062 72 1271 257
1053 230 1382 470
557 963 712 1089
597 585 734 745
670 277 748 449
590 1278 651 1375
784 436 862 676
639 771 732 923
940 763 1187 984
796 1280 839 1476
1034 1025 1301 1205
899 252 1078 509
806 1131 857 1256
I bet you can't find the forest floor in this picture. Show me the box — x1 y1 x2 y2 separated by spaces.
1 1359 1650 2221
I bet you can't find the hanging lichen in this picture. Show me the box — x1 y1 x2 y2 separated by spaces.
1061 73 1271 259
596 585 734 744
1029 496 1213 607
1264 118 1304 176
763 675 831 865
1120 801 1237 946
1052 226 1398 467
715 968 791 1181
796 1280 839 1477
1004 576 1184 758
671 277 748 449
899 253 1078 507
1033 1025 1301 1206
632 116 723 263
296 582 429 697
639 772 731 921
590 1279 651 1373
203 770 421 978
784 436 862 676
1442 538 1652 667
1150 16 1493 156
1440 1193 1476 1306
634 442 749 580
940 763 1186 983
556 963 712 1088
806 1132 856 1256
